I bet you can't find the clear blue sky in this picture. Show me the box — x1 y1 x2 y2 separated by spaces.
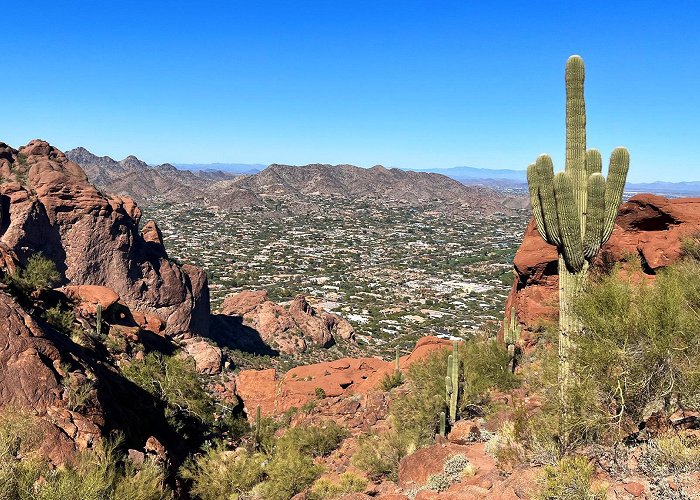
1 1 698 182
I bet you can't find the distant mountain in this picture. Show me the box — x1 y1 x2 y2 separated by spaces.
408 166 527 183
174 163 265 175
65 147 238 203
409 165 700 196
209 163 528 213
67 148 526 214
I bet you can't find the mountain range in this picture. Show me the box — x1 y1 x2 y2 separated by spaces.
66 147 527 214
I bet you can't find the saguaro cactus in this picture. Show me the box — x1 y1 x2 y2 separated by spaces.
96 303 102 338
526 55 630 422
394 345 401 374
503 307 521 373
439 411 446 438
445 341 459 424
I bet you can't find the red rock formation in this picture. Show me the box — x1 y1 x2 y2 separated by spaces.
504 194 700 338
219 290 354 354
235 336 452 423
0 140 210 338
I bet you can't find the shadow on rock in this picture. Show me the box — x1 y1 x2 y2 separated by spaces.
209 314 279 357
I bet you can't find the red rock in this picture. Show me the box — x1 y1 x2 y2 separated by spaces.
181 337 222 374
624 481 646 497
1 140 210 338
447 419 481 444
220 289 354 354
503 195 700 337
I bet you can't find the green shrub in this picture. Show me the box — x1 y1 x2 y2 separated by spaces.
0 410 168 500
278 421 348 457
640 434 700 476
314 387 326 399
123 353 213 433
390 340 517 446
380 370 404 391
44 305 77 335
425 454 474 492
568 262 700 441
181 444 266 500
17 253 61 292
536 455 605 500
255 447 323 500
309 472 367 499
352 429 416 481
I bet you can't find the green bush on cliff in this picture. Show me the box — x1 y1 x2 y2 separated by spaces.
10 253 62 294
0 408 169 500
390 339 517 446
536 455 605 500
123 352 213 435
569 261 700 438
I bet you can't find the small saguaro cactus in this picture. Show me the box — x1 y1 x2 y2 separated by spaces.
526 55 630 426
444 340 459 424
394 345 401 374
439 411 446 438
254 405 262 449
96 303 102 338
503 307 521 373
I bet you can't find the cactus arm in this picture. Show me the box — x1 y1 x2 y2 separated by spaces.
553 172 585 272
586 149 602 176
527 163 548 242
534 154 562 246
602 147 630 243
583 173 606 259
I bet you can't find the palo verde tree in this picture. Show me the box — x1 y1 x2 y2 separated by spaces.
526 55 630 435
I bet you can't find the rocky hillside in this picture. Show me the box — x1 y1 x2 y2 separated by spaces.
68 147 526 214
65 147 236 204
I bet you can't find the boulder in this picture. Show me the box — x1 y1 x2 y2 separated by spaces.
181 337 222 374
219 290 354 354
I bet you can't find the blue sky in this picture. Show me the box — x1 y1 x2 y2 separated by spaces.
1 1 698 182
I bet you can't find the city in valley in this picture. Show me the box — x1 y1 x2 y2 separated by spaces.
144 195 529 365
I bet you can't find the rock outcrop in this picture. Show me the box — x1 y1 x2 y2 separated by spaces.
505 194 700 339
217 290 354 354
234 336 452 424
0 140 210 338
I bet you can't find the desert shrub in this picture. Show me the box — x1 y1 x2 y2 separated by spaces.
485 421 526 469
13 253 61 293
254 447 323 500
569 262 700 439
0 409 168 500
277 421 348 457
123 352 213 434
314 387 326 399
425 454 475 492
44 305 77 335
380 370 404 391
352 428 416 481
536 455 605 500
182 444 266 500
458 340 518 414
390 340 517 446
64 372 94 412
680 233 700 261
639 433 700 476
0 408 45 499
309 472 367 499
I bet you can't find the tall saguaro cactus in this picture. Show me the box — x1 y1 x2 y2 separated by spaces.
526 55 630 423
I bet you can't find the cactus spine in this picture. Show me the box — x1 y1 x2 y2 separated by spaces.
526 55 630 428
444 341 459 424
96 303 102 338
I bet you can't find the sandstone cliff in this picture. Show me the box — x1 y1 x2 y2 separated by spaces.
0 140 210 338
